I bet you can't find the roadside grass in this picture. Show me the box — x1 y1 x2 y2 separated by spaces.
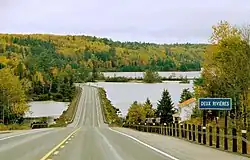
0 123 30 131
98 87 122 126
50 87 82 127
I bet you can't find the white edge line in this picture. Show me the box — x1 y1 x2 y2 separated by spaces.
109 128 179 160
0 129 54 141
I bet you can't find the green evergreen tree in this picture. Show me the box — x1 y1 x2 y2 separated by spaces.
179 88 193 103
156 89 175 123
145 97 152 107
144 98 155 118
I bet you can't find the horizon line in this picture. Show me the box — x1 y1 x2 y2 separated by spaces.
0 32 210 45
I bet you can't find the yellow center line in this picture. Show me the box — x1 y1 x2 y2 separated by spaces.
40 127 81 160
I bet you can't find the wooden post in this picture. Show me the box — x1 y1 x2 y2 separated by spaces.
209 126 212 146
216 126 220 148
176 123 180 137
170 123 172 136
203 110 207 145
198 125 202 143
167 123 170 135
184 123 187 139
192 124 196 142
224 111 228 150
180 124 183 138
188 124 192 140
173 123 176 137
232 128 237 152
242 130 247 154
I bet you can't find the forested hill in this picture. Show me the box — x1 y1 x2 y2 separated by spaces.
0 33 207 121
0 34 207 72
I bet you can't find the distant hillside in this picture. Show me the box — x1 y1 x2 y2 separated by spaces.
0 34 207 72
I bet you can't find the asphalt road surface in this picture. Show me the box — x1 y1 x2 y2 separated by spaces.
0 85 248 160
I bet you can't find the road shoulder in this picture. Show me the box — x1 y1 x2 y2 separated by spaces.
111 127 249 160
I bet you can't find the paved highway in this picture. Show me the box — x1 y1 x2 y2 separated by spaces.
0 85 248 160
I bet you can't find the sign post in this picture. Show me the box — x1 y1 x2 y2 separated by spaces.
199 98 232 147
198 98 232 110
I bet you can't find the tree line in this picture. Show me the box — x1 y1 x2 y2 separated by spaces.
0 34 206 73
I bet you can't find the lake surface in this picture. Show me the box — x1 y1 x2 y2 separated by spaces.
26 71 200 118
88 81 194 116
103 71 201 79
25 101 70 118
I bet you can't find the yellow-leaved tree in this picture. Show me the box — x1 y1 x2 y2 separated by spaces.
201 21 250 126
0 68 28 123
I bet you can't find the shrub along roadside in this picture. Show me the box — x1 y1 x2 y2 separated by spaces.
0 123 30 131
50 86 82 127
98 87 121 126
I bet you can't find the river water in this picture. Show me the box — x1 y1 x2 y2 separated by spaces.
25 101 70 118
89 81 194 116
90 71 200 116
27 71 200 118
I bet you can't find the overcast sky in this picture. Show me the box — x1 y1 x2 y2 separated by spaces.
1 0 250 43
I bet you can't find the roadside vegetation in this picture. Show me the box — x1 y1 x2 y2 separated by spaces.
125 87 193 125
126 98 156 124
124 22 250 150
98 88 121 126
0 123 30 131
125 21 250 127
192 21 250 129
50 87 82 127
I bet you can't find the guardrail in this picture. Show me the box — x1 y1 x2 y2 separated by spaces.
126 123 250 156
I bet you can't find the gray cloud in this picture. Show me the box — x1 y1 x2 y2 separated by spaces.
0 0 249 43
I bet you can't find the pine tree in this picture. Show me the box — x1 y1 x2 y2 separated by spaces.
179 88 193 103
144 98 155 118
145 97 152 107
156 89 175 123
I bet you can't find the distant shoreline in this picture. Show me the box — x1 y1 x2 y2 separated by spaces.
101 70 202 73
93 79 192 84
